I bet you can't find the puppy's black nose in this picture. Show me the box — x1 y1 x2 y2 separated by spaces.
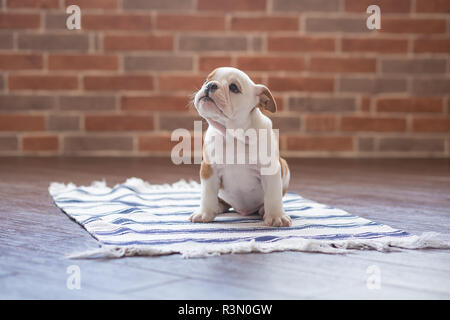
205 82 218 94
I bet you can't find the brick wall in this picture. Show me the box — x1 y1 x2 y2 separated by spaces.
0 0 449 157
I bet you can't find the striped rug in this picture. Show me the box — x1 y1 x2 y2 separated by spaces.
49 178 447 258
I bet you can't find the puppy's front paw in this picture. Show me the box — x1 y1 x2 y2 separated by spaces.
189 209 216 223
264 213 292 227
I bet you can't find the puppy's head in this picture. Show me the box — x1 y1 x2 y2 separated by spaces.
193 67 276 132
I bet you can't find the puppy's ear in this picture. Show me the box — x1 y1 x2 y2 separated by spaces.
255 84 277 113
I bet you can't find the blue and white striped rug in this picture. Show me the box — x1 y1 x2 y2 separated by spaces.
49 178 447 258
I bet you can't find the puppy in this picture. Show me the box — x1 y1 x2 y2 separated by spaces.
189 67 291 227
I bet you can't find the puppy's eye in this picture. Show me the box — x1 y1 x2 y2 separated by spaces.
229 83 240 94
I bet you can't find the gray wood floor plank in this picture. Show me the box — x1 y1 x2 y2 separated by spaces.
124 278 296 300
236 250 450 291
0 247 185 299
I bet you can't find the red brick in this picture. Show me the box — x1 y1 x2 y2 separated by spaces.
274 0 340 12
199 56 232 71
342 38 408 54
271 115 300 131
268 76 334 92
305 115 337 132
341 117 406 132
23 135 58 151
306 17 366 33
0 136 18 151
197 0 266 11
123 0 194 10
156 14 225 31
0 34 13 49
416 0 450 13
0 95 55 112
412 118 450 132
49 54 118 70
84 76 154 91
45 13 71 30
414 39 450 54
379 137 444 152
0 53 43 70
231 16 298 31
358 137 375 151
124 56 193 72
345 0 411 13
289 97 356 113
310 57 376 73
237 56 305 71
158 75 205 92
18 34 89 51
7 0 59 8
0 115 45 131
121 96 191 112
376 98 443 113
138 134 177 152
361 96 371 112
104 35 173 51
9 75 78 90
381 58 446 74
268 36 335 52
60 96 116 112
0 13 40 29
158 114 203 131
64 136 133 152
286 136 353 151
411 79 450 95
381 18 446 34
83 14 152 31
179 35 247 52
64 0 118 9
85 115 154 131
339 77 407 94
48 115 80 131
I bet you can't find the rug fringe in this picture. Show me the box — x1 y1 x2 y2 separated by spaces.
66 232 450 259
49 178 200 197
123 177 200 191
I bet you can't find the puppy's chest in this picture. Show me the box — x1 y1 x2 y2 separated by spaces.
216 164 264 214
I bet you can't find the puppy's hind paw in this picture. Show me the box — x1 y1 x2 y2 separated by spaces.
264 214 292 227
189 210 216 223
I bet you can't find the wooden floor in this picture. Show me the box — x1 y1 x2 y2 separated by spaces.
0 157 449 299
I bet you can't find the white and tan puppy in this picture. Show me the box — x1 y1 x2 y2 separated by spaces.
189 67 291 227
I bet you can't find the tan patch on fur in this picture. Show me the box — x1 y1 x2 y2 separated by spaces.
206 68 217 82
200 160 213 180
258 86 277 113
279 157 288 178
202 144 209 164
